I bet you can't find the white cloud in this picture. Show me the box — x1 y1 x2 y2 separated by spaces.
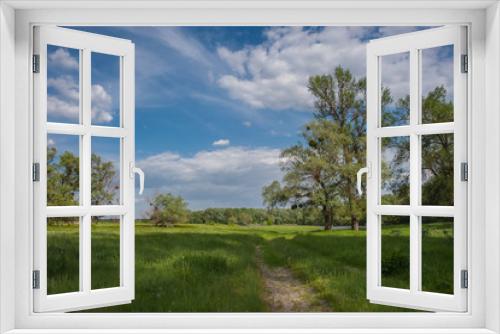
212 139 230 146
217 27 370 110
137 147 283 212
48 48 79 70
47 75 114 123
217 26 445 111
243 121 252 128
91 84 113 123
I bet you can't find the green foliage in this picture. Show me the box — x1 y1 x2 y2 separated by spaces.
91 154 118 205
47 147 79 206
47 146 117 208
264 66 366 230
149 193 190 227
383 86 454 206
262 180 288 209
188 207 323 226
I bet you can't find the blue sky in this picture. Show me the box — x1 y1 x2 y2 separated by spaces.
46 26 452 217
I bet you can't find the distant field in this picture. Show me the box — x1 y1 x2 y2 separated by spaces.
46 222 453 312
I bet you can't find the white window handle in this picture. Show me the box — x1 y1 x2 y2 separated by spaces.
130 162 145 195
356 164 371 196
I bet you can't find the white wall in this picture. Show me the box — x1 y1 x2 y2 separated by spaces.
0 2 16 333
485 2 500 333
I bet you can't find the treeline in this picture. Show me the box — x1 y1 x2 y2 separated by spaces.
148 193 348 227
189 207 325 226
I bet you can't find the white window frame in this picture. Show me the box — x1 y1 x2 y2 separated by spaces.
365 26 468 312
33 26 136 312
0 1 499 333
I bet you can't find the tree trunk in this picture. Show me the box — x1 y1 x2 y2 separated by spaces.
351 216 359 231
323 207 333 230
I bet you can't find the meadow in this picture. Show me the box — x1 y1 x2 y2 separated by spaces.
46 222 453 312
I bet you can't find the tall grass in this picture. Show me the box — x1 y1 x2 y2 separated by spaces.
46 222 453 312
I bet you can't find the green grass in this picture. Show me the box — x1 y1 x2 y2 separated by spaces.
46 222 453 312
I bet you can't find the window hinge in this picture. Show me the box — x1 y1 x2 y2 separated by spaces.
461 269 468 289
461 162 468 182
32 163 40 182
32 270 40 289
461 54 468 73
32 54 40 73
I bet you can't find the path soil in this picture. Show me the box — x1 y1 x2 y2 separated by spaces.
255 245 331 312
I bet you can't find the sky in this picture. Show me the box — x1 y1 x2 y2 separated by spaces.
46 26 453 217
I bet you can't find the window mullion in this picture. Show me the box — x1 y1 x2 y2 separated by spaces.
409 47 421 294
81 48 92 293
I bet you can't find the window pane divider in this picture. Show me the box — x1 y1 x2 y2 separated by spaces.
374 205 454 217
375 122 454 138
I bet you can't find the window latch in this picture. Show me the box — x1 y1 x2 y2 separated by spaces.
130 162 145 195
356 162 371 196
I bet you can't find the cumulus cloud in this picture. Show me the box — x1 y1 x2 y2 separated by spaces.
243 121 252 128
47 75 114 123
217 26 449 111
137 147 283 212
48 48 79 70
47 75 80 120
91 84 113 123
212 139 230 146
217 27 371 110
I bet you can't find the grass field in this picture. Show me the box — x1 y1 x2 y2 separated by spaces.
46 222 453 312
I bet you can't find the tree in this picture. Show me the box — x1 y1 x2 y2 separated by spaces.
91 153 118 205
305 67 367 230
386 85 453 206
262 180 288 210
278 119 348 230
47 147 79 206
149 193 190 227
47 147 118 212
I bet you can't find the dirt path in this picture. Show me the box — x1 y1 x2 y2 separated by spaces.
255 246 330 312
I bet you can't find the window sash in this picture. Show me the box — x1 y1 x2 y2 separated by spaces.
32 26 136 313
366 25 468 312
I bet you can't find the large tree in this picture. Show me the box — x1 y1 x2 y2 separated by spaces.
278 119 348 230
305 67 367 230
262 66 367 230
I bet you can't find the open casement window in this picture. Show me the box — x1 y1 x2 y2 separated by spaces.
33 26 141 312
364 25 468 312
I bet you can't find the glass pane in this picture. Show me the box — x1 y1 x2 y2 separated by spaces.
91 52 120 127
47 45 80 124
91 137 121 205
380 52 410 127
47 217 80 294
421 217 454 294
381 216 410 289
421 45 454 124
91 216 121 290
421 134 454 206
380 136 410 205
47 134 80 206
